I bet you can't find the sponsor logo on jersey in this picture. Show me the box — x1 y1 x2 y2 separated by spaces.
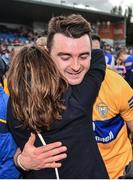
93 115 124 143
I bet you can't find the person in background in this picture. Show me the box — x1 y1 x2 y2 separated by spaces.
0 58 20 179
36 36 47 50
0 44 11 66
91 34 115 69
117 47 133 88
7 14 108 179
103 44 115 68
91 34 101 49
114 57 126 77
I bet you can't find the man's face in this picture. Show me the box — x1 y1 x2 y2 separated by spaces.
92 40 100 49
50 33 91 85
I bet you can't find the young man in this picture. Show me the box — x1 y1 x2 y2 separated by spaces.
12 15 133 179
7 14 108 179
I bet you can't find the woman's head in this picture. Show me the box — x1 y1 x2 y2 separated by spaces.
116 47 128 62
8 45 68 131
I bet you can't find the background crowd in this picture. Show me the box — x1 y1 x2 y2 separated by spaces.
1 24 133 88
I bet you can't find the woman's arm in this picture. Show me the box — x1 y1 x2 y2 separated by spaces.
14 133 67 171
72 49 106 110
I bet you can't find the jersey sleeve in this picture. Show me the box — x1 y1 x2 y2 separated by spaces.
0 132 21 178
72 49 106 111
119 79 133 121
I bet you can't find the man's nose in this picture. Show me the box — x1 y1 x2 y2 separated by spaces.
70 58 80 71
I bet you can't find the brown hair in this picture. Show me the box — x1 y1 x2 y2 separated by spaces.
91 34 101 42
47 14 92 52
36 36 47 50
116 47 128 59
7 45 68 131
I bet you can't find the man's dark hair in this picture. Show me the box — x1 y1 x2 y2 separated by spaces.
47 14 92 52
91 34 101 42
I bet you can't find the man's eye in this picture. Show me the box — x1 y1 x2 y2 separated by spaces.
80 55 89 60
60 56 70 60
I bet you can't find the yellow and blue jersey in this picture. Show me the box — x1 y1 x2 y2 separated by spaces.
3 78 9 95
0 84 20 178
93 68 133 179
124 55 133 71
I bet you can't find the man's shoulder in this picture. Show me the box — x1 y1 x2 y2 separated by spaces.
92 48 104 55
101 68 129 91
105 67 125 80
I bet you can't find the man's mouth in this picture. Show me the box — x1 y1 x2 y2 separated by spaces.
66 71 81 79
67 71 81 75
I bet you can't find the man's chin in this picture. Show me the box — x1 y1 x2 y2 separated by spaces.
67 78 83 85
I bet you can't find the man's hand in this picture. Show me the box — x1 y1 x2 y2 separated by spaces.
16 133 67 170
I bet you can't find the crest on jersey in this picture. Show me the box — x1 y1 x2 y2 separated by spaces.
96 102 109 118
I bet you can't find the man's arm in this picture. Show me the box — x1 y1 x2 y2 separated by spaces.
90 49 106 73
126 121 133 132
72 49 106 110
